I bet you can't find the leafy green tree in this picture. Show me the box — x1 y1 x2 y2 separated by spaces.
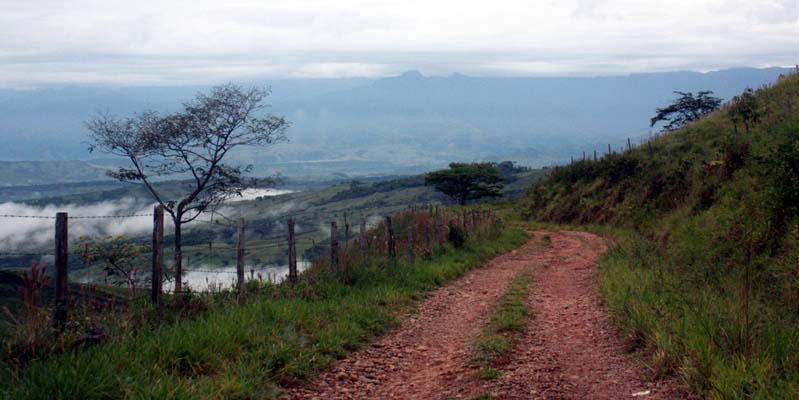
650 91 722 131
77 236 150 297
729 88 761 133
424 162 504 205
87 84 289 295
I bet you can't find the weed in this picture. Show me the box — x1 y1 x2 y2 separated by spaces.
471 272 531 369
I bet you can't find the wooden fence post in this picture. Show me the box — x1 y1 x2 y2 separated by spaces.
608 143 612 155
425 225 432 255
53 212 68 331
627 137 632 152
385 216 396 261
151 205 164 307
287 218 297 284
583 151 586 161
407 225 415 262
360 219 368 265
330 221 339 273
236 218 245 294
343 212 350 246
594 150 597 161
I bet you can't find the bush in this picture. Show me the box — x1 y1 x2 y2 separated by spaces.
447 222 467 248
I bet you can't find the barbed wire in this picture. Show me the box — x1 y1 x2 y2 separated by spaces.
0 214 56 219
70 214 154 219
0 213 154 220
0 251 52 257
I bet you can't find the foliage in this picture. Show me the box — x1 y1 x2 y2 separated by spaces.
425 162 504 205
75 236 150 297
525 74 799 397
729 88 761 133
323 175 427 204
650 91 722 131
87 84 290 294
1 227 528 399
448 222 468 248
496 161 530 183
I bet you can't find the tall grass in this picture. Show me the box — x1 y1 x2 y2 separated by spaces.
598 230 799 399
1 224 528 399
524 72 799 397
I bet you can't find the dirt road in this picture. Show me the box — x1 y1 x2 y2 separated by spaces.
286 231 683 399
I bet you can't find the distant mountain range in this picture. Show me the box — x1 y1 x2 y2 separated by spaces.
0 67 790 182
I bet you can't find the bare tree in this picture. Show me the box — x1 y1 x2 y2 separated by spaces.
87 84 289 296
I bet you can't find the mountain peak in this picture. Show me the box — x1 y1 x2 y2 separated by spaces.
397 70 425 79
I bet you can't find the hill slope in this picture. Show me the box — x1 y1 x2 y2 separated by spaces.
524 72 799 397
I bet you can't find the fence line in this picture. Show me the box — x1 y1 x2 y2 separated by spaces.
2 203 499 328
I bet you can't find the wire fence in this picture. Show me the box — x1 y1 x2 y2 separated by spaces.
2 203 500 330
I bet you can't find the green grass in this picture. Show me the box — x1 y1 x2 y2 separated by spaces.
471 272 532 374
1 229 529 399
522 73 799 398
597 229 799 399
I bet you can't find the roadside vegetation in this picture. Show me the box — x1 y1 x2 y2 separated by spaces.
524 72 799 398
1 215 527 399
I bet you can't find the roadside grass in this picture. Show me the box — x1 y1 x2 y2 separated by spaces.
1 228 528 400
471 271 532 379
510 219 799 399
597 229 799 399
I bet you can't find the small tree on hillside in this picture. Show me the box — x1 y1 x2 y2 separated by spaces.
425 162 504 205
729 88 761 133
77 236 149 297
650 91 722 131
87 84 290 295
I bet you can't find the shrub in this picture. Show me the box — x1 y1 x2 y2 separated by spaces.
448 222 468 248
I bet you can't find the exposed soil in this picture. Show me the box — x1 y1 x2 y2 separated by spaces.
285 231 685 400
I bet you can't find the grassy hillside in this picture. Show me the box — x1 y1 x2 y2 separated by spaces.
524 73 799 398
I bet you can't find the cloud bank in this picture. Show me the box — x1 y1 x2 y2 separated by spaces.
0 0 797 87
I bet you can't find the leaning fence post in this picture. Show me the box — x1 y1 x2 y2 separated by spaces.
385 216 396 262
236 218 246 294
287 218 297 284
151 205 164 307
53 212 68 331
330 221 339 273
360 219 368 265
627 137 632 152
608 143 612 156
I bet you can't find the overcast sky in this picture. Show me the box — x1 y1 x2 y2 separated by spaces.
0 0 797 87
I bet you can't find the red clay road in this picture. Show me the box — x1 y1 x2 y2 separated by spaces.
286 231 684 399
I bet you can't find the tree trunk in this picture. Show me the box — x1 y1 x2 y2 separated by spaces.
174 218 183 297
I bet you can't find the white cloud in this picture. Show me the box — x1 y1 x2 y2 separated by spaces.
0 0 797 86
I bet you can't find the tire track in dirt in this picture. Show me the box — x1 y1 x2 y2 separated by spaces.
460 231 685 399
286 231 683 400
